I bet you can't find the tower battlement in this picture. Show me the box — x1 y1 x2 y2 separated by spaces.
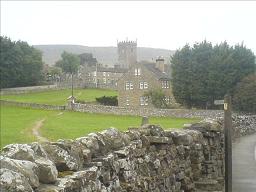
117 39 137 69
117 40 137 46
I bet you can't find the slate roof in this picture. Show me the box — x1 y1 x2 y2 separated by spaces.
91 67 128 73
143 63 171 80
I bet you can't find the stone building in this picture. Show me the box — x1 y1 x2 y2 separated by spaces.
82 65 127 89
117 40 137 69
117 57 176 107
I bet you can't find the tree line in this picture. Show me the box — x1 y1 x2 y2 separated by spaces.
171 40 255 112
0 36 44 88
0 36 96 88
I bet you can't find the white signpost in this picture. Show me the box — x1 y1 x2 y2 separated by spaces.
214 100 224 105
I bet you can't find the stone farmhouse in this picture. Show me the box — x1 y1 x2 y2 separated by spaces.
116 39 176 107
117 57 175 107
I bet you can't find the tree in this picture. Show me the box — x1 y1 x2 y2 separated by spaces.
43 65 62 82
55 51 80 74
171 40 255 108
79 53 97 67
55 51 80 98
0 36 44 88
144 89 168 108
233 74 256 113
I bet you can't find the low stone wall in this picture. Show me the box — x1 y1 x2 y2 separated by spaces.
0 85 58 95
70 102 224 118
0 119 225 192
1 99 223 119
1 100 66 111
232 115 256 138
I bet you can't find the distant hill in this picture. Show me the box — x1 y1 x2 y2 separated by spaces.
34 45 175 66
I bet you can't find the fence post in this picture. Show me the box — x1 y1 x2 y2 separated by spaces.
224 94 232 192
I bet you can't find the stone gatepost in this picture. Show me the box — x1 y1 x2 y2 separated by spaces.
141 116 149 126
67 95 76 110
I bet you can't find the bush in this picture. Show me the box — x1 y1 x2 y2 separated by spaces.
233 74 256 113
144 89 168 108
96 96 118 106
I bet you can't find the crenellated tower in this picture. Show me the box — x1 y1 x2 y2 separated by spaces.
117 39 137 69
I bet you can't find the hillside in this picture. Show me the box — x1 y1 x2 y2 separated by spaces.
34 45 175 66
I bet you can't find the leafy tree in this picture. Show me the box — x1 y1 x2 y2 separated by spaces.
233 74 256 113
0 36 44 88
171 40 255 108
79 53 97 67
55 51 80 74
43 65 62 82
144 89 168 108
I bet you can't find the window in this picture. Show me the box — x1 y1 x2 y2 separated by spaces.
164 96 170 104
162 80 169 89
139 82 144 89
144 82 148 89
103 78 107 84
103 72 106 77
93 71 97 77
126 97 130 106
140 96 149 106
135 68 141 76
139 82 148 89
125 82 133 90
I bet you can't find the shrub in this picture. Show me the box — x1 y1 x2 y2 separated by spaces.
144 89 168 108
96 96 118 106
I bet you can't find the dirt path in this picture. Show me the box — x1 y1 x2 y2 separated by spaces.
32 119 49 142
232 133 256 192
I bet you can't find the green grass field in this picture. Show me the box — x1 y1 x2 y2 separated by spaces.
1 88 117 105
0 105 200 148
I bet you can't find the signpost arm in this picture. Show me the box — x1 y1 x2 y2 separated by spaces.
224 94 232 192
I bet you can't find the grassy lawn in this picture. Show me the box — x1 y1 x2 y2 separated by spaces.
1 88 117 105
0 105 200 148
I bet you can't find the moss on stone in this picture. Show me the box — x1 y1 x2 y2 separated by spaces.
58 171 74 178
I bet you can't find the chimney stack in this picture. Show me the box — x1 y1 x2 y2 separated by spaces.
156 56 165 73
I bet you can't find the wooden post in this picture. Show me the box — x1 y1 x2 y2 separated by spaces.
71 73 74 98
224 94 232 192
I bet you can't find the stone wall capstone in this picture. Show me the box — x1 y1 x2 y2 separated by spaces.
0 119 225 192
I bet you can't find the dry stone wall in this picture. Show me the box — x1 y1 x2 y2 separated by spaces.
69 102 223 119
0 119 225 192
1 99 223 119
0 100 66 111
0 85 58 95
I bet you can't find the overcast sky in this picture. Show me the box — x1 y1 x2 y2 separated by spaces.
1 1 256 53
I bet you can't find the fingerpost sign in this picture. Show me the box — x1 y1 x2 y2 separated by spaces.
214 95 232 192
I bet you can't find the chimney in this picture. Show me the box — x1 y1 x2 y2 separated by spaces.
156 56 165 73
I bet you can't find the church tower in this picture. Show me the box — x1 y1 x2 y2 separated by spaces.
117 39 137 69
